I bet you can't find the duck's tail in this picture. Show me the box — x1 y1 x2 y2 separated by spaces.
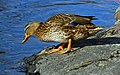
88 26 104 36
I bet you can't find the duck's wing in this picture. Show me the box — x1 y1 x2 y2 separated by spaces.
45 20 102 42
46 14 97 25
49 20 89 35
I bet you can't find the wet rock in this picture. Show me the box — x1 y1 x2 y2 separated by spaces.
22 6 120 75
97 6 120 38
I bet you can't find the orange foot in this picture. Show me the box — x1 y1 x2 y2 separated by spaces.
58 39 73 54
47 43 65 54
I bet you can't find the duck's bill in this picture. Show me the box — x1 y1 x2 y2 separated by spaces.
22 34 30 44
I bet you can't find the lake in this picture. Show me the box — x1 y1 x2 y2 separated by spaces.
0 0 118 75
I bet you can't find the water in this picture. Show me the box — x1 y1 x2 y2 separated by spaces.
0 0 118 75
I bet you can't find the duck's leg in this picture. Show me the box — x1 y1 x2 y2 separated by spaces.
47 43 65 54
59 39 73 54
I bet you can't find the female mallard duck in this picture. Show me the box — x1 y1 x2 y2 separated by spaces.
22 14 104 54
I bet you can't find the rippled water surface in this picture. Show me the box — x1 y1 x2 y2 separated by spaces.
0 0 118 75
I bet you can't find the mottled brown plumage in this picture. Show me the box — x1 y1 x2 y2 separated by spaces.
46 14 96 24
22 14 104 54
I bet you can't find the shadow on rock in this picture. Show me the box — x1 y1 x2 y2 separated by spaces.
72 37 120 48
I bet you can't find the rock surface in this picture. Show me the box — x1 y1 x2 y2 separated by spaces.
23 6 120 75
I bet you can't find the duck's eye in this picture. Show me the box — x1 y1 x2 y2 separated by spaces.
24 25 30 32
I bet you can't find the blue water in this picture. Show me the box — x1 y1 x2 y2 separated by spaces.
0 0 118 75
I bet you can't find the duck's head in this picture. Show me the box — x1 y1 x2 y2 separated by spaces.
22 21 40 44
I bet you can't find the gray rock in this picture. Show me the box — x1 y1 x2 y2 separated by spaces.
23 6 120 75
114 6 120 21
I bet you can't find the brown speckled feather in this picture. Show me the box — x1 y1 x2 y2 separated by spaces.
34 20 95 43
46 14 96 24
